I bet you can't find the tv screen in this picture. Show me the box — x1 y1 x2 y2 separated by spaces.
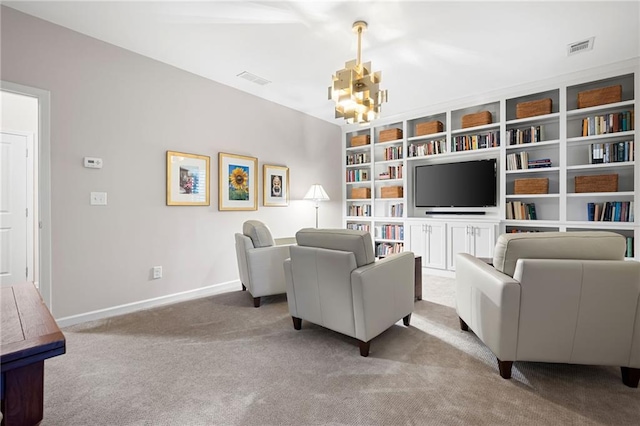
415 159 497 207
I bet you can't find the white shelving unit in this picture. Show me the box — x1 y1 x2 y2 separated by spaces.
343 61 639 272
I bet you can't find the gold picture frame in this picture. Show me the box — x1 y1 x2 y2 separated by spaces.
218 152 258 211
263 164 290 207
166 151 210 206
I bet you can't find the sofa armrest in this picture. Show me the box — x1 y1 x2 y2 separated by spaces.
351 252 415 342
274 237 296 246
456 253 521 361
246 245 291 296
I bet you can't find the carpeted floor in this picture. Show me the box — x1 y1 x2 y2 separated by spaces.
42 276 639 425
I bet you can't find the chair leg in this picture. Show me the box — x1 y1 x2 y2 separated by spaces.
253 297 261 308
497 359 513 379
621 367 640 388
459 317 469 331
403 313 412 326
241 284 246 291
359 341 371 357
292 317 302 330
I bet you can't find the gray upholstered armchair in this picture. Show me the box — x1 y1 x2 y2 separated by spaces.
284 228 415 357
235 220 291 307
456 231 640 387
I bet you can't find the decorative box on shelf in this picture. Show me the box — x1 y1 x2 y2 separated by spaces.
577 85 622 109
351 187 371 199
350 134 370 147
516 98 552 119
514 178 549 194
415 121 443 136
461 111 492 128
381 186 403 198
379 128 403 142
575 174 618 193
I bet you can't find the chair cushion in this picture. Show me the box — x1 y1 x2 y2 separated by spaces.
493 231 626 277
243 220 275 248
295 228 375 267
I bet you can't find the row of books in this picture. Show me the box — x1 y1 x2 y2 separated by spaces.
588 141 634 164
408 139 447 157
581 111 634 137
378 164 403 180
348 204 371 217
626 237 634 258
346 169 369 182
346 152 370 166
383 146 403 161
507 125 545 145
506 201 538 220
451 131 500 152
506 151 553 170
346 223 370 232
388 203 404 217
375 224 404 241
587 201 634 222
375 242 404 257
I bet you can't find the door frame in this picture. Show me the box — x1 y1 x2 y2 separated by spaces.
1 81 52 309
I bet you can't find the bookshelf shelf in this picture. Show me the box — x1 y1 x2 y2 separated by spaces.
566 191 635 198
343 64 638 267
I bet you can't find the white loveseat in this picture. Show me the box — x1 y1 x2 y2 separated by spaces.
284 228 415 356
456 231 640 387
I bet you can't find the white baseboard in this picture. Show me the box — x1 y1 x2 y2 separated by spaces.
55 280 240 328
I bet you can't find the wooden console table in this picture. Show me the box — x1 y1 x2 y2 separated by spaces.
1 283 65 426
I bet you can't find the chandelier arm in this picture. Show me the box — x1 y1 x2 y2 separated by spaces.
356 26 362 67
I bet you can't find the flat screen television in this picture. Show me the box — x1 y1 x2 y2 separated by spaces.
415 159 497 208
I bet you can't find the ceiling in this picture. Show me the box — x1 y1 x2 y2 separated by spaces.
5 1 640 126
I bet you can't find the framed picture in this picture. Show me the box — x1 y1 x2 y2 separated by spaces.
263 165 289 207
166 151 210 206
219 152 258 211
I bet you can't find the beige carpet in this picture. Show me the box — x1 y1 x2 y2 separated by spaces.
42 276 639 425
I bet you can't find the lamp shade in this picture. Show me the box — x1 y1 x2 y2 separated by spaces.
303 184 330 201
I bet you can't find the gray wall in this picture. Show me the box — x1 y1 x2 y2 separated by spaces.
1 6 342 319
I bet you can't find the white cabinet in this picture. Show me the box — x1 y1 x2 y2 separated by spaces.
407 221 446 270
447 222 497 270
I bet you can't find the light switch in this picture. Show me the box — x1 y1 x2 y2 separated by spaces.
90 192 107 205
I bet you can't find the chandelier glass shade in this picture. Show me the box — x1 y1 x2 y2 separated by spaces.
328 21 388 124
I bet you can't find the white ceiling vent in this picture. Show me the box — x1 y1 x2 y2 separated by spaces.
567 37 595 56
237 71 271 86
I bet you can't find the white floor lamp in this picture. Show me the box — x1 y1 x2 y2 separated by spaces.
304 184 330 228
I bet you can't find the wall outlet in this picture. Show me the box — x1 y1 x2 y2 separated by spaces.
90 192 107 205
152 266 162 279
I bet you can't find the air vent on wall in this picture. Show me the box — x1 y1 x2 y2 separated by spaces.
237 71 271 86
567 37 595 56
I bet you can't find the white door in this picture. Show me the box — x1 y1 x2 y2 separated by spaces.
407 223 426 260
0 131 33 285
469 222 496 259
425 221 447 270
447 223 470 271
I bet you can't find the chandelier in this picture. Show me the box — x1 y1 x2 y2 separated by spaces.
328 21 388 124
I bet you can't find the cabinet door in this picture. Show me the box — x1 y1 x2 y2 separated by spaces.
425 222 446 270
469 223 496 260
447 223 470 271
407 223 426 259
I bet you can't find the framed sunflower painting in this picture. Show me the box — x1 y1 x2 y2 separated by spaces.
218 152 258 211
166 151 210 206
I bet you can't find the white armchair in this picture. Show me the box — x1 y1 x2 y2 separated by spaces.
235 220 291 307
456 231 640 387
284 228 415 357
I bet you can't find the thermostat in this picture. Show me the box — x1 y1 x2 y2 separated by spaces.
84 157 103 169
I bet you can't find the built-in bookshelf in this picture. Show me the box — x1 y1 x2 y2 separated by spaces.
342 61 639 266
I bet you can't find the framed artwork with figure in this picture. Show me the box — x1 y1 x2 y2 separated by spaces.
166 151 210 206
219 152 258 211
263 164 289 207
